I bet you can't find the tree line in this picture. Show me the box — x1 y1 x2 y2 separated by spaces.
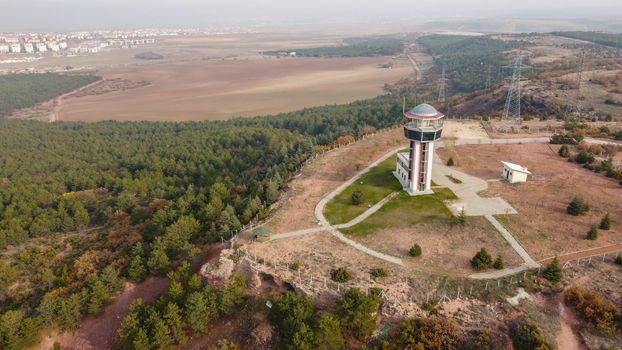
263 37 404 57
0 73 100 117
0 90 412 349
552 31 622 49
418 34 519 93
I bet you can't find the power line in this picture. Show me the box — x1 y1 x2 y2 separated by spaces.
575 50 587 116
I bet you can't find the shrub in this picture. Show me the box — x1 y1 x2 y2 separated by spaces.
493 256 504 270
558 144 570 157
599 213 611 230
392 317 463 350
566 196 590 216
351 191 364 205
542 258 563 283
331 267 352 283
452 209 467 226
409 244 422 257
470 248 493 270
587 225 598 240
447 157 455 166
334 288 379 339
421 299 441 315
550 133 576 144
290 261 300 271
370 268 389 278
564 287 620 334
614 255 622 265
510 322 554 350
575 149 595 164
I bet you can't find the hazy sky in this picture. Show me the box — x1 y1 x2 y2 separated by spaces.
3 0 622 32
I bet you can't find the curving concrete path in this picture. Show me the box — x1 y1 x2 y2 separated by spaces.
269 135 552 277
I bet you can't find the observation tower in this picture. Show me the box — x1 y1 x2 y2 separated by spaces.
394 103 445 195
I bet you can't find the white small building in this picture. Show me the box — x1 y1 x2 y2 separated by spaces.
0 44 10 53
24 43 34 53
10 43 21 53
502 161 531 183
36 43 47 52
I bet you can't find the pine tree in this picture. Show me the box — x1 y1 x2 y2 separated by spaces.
187 274 202 293
567 196 589 216
87 278 109 315
133 328 150 350
599 213 611 230
493 255 504 270
151 318 173 350
128 254 147 282
316 314 345 350
587 226 598 240
147 247 170 275
558 144 570 158
542 258 563 283
185 292 213 335
164 302 187 345
471 248 493 270
409 244 422 257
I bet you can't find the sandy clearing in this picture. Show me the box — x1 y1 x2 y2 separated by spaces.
58 57 411 122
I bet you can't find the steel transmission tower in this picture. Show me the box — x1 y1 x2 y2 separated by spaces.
501 48 528 130
575 50 586 115
438 64 448 103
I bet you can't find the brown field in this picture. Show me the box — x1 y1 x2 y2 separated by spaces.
438 143 622 260
57 56 410 121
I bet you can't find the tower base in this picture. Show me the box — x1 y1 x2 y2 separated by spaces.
393 171 434 196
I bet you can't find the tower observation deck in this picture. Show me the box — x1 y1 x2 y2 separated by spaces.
394 103 444 195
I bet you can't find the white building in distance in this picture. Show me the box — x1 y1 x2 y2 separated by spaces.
502 161 531 183
24 43 34 53
36 43 47 52
0 44 9 53
10 43 21 53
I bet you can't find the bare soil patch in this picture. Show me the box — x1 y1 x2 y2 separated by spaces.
58 57 411 121
438 143 622 260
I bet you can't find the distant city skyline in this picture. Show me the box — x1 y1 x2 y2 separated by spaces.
2 0 622 32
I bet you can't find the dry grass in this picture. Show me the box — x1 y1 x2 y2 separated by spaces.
438 143 622 260
57 56 410 121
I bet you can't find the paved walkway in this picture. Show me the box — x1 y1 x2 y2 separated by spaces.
314 147 406 265
334 192 399 229
267 135 552 275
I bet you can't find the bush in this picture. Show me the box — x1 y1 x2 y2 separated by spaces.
331 267 352 283
510 322 554 350
542 258 563 283
370 268 389 278
290 261 300 271
575 149 595 164
409 244 422 257
392 317 463 350
334 288 379 339
470 248 493 270
447 157 455 166
567 196 590 216
558 144 570 157
451 209 467 226
599 213 611 230
493 256 504 270
421 299 441 315
351 191 364 205
587 225 598 240
564 287 620 334
550 133 576 144
614 255 622 265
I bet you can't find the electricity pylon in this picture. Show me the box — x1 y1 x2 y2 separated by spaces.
438 64 448 103
575 50 586 115
501 47 529 130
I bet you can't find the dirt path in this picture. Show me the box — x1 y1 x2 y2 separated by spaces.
540 244 622 265
556 300 586 350
35 244 224 349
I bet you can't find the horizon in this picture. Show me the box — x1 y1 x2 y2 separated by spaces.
2 0 622 32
